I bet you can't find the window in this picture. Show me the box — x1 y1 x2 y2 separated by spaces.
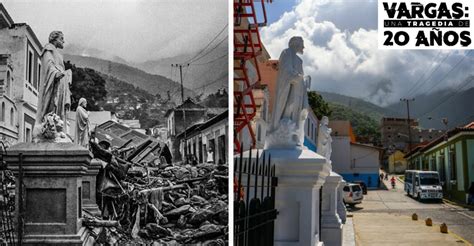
25 128 31 142
6 71 11 97
1 102 4 122
10 108 13 125
27 50 33 84
36 60 41 90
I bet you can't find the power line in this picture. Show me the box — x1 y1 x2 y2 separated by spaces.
190 53 227 66
193 74 228 91
419 50 471 97
417 76 474 120
188 37 228 64
183 24 228 64
408 50 444 96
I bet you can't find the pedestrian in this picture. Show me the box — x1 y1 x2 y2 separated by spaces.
468 182 474 205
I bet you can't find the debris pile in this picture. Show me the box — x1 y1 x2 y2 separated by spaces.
88 141 228 245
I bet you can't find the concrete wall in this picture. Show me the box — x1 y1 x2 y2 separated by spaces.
331 136 351 174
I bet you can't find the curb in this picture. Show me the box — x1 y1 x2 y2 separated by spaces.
406 214 473 246
443 198 474 210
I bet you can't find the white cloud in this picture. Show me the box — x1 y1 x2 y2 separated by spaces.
261 1 474 106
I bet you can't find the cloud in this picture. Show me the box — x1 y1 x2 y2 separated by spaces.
2 0 227 63
261 0 474 106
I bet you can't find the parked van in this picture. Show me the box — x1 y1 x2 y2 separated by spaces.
404 170 443 201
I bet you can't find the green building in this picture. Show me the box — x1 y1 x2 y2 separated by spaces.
405 125 474 203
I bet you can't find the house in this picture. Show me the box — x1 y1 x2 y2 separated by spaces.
331 120 382 188
381 117 444 151
405 122 474 203
177 110 228 164
0 4 42 143
388 150 408 174
165 98 224 161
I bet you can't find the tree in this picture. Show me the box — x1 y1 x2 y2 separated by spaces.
68 63 107 111
308 91 332 120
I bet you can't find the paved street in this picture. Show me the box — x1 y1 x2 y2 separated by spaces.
348 176 474 245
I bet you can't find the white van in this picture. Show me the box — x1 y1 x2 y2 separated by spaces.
404 170 443 201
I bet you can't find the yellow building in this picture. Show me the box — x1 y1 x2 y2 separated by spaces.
388 150 408 174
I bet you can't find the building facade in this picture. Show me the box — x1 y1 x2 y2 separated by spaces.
331 121 382 188
0 4 41 144
405 124 474 203
178 110 228 164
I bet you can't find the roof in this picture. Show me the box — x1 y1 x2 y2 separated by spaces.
405 126 474 159
176 110 228 139
351 142 384 151
97 120 149 147
0 4 14 29
164 98 206 117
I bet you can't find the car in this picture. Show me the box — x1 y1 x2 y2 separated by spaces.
352 181 368 194
343 183 364 206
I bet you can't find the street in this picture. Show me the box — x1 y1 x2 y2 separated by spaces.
348 176 474 244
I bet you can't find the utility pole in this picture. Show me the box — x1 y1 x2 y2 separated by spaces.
172 63 189 162
400 98 415 167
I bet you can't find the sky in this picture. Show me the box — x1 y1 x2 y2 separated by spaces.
2 0 228 63
261 0 474 107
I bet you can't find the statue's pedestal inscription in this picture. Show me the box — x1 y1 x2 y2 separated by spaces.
5 142 93 245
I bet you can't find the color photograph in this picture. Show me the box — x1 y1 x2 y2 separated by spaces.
233 0 474 245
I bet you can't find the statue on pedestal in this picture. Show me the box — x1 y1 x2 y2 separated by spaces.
265 36 310 149
34 31 72 142
317 116 332 165
74 98 90 147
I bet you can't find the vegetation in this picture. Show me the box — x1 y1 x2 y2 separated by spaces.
67 62 107 111
308 91 332 120
329 102 381 144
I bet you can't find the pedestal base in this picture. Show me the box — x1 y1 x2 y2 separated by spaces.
5 142 92 245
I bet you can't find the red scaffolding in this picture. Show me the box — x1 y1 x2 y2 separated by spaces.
233 0 270 152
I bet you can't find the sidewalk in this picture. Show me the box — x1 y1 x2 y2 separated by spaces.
352 212 472 246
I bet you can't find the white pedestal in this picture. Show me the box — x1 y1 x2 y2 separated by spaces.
321 172 344 246
337 180 347 224
244 148 331 246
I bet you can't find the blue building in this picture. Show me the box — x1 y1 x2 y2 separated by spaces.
330 121 382 188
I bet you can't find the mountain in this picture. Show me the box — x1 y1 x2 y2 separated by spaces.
385 76 474 129
64 44 128 64
63 54 194 103
319 91 395 121
133 46 228 97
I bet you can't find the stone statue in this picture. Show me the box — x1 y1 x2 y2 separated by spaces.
74 98 90 147
317 116 332 163
265 36 310 149
34 31 72 142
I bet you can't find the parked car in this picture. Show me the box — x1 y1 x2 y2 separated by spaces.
352 181 368 194
343 183 364 206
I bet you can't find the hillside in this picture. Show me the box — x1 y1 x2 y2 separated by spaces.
63 54 194 104
319 91 395 121
134 45 228 97
328 102 381 144
385 78 474 129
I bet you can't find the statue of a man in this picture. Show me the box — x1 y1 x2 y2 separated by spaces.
75 98 90 147
317 116 332 163
265 36 309 148
36 31 72 127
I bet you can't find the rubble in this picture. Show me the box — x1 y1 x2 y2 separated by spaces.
87 140 228 244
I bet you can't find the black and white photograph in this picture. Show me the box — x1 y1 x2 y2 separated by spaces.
0 0 228 245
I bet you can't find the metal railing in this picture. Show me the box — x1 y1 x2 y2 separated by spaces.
234 146 278 246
